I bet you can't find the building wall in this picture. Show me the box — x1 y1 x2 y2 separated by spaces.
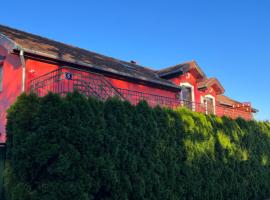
198 86 218 114
25 59 59 92
25 59 178 99
0 54 254 144
0 49 22 143
216 103 253 120
166 72 207 111
109 78 177 98
164 72 253 119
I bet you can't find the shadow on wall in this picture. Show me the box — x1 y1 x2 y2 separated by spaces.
0 54 22 142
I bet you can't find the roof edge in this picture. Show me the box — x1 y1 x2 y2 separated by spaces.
191 60 206 78
157 60 206 79
21 48 182 91
0 33 21 52
198 77 225 95
158 68 183 78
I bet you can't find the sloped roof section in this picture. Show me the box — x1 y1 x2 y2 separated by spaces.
198 77 225 95
157 60 206 79
0 24 181 90
217 95 258 113
217 95 240 106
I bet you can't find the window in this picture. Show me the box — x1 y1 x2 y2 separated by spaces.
181 87 193 109
180 82 195 111
203 95 216 114
204 97 214 114
0 63 3 92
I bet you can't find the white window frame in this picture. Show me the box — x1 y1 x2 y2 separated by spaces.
180 82 195 111
203 94 216 114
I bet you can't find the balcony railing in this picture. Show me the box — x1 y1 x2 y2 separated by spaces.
29 67 124 100
29 67 252 120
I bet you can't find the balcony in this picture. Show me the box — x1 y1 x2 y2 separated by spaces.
29 67 253 120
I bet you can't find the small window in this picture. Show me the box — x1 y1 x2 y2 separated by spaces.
204 97 214 114
0 63 3 92
181 86 193 109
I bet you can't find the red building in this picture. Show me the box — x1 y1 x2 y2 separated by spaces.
0 25 257 143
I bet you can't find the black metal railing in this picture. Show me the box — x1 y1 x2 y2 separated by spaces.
29 67 253 120
30 67 124 100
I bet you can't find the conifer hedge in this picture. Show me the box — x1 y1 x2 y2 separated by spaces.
4 92 270 200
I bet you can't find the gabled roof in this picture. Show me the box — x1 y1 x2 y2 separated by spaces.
198 77 225 95
0 24 181 90
156 60 206 79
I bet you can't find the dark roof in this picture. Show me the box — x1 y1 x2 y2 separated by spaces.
156 63 187 77
0 24 180 90
157 60 206 79
197 77 225 94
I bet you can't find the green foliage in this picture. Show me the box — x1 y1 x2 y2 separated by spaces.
0 146 5 199
4 92 270 200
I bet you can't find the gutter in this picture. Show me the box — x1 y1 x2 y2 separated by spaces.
0 33 26 92
158 69 183 78
19 50 26 93
17 48 182 91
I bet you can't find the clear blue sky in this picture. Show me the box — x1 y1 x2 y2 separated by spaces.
1 0 269 120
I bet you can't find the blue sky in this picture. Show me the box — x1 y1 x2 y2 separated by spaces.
1 0 269 120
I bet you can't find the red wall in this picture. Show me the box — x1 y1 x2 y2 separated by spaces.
165 72 253 119
25 59 59 92
0 53 254 144
109 78 176 98
25 59 252 120
24 59 178 99
0 57 59 143
167 72 209 112
168 72 200 101
197 86 218 114
0 48 22 143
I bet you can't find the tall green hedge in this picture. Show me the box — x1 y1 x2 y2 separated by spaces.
4 92 270 200
0 146 5 199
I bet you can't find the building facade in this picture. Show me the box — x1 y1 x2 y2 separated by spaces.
0 25 257 143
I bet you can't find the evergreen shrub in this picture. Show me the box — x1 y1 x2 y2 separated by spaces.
4 92 270 200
